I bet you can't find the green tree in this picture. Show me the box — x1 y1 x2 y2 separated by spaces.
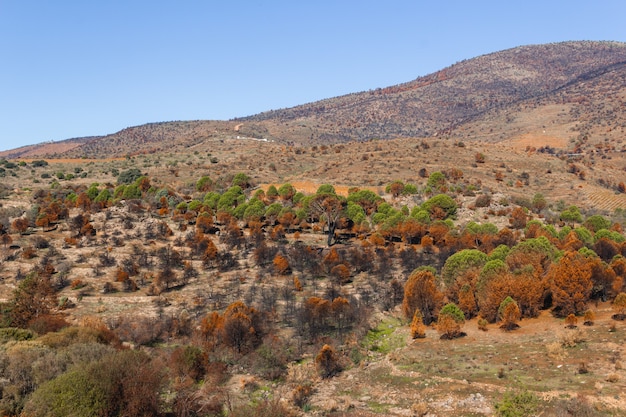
277 183 296 201
560 205 583 225
437 303 465 339
117 168 143 185
531 193 547 213
232 172 251 188
421 194 457 219
316 184 336 194
441 249 488 287
427 171 446 188
196 175 213 192
584 214 611 232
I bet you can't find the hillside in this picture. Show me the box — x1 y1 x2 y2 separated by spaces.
3 41 626 159
241 41 626 144
2 41 626 416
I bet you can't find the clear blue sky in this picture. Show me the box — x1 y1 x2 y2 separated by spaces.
1 1 625 151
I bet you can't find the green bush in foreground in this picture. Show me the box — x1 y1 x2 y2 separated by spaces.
494 389 539 417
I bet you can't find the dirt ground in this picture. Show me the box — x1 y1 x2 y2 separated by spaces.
302 304 626 416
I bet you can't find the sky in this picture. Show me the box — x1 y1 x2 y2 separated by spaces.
1 1 626 151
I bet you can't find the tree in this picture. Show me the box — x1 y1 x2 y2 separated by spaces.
331 296 352 338
222 301 263 353
410 310 426 339
386 180 405 198
549 251 593 317
421 194 457 220
11 217 29 235
315 344 342 378
309 193 345 246
498 297 520 331
437 303 465 339
531 193 547 213
277 183 296 201
402 269 443 325
7 272 57 328
509 207 528 229
564 313 578 328
441 249 488 287
196 175 213 192
117 168 143 184
1 232 12 248
232 172 251 188
273 254 291 275
560 205 583 225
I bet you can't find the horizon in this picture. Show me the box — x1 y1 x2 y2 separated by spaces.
2 1 626 152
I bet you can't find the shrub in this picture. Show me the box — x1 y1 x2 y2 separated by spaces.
475 193 492 208
315 344 342 378
117 168 143 185
494 390 539 417
292 384 313 409
410 310 426 339
24 350 163 417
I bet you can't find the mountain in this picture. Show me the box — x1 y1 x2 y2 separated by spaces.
2 40 626 158
241 40 626 144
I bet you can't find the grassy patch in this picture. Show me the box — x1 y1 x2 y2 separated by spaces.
363 316 406 354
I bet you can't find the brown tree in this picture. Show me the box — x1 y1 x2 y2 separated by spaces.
330 263 351 285
1 232 12 248
199 311 224 350
402 269 443 325
11 217 29 235
564 313 578 328
498 296 521 331
273 254 291 275
410 309 426 339
331 296 352 338
509 207 528 229
222 301 263 353
315 344 342 378
549 251 593 317
8 272 57 328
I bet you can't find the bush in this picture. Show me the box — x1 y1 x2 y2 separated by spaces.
494 390 539 417
24 350 163 417
475 193 492 208
315 344 342 378
117 168 143 185
0 327 34 343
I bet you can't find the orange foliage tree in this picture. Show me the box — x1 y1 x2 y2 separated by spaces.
410 310 426 339
315 344 342 378
549 251 593 317
402 268 443 325
498 296 521 331
273 254 291 275
437 303 465 339
221 301 264 353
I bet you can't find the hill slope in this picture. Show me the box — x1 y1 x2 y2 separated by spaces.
2 40 626 158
